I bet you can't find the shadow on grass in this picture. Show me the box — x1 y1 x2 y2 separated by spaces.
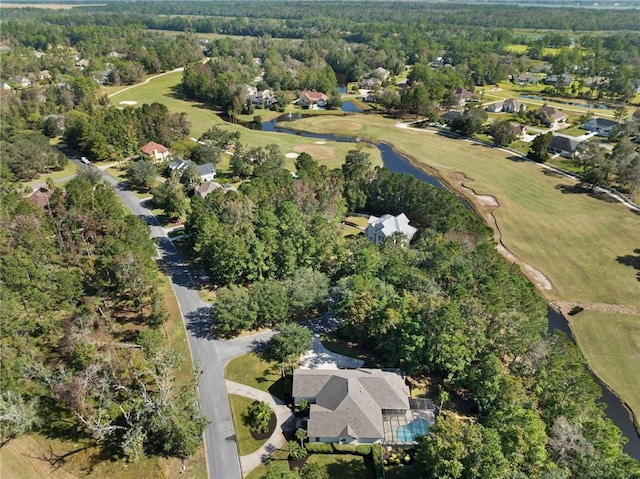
617 248 640 281
326 456 376 479
555 183 620 204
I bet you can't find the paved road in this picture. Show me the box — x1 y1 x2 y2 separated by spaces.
95 164 242 479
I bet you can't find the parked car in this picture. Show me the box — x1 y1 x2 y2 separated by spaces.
80 157 90 165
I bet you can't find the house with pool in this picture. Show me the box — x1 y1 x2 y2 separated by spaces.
292 368 436 445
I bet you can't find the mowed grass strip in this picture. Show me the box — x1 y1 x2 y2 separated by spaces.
228 394 271 456
108 70 381 170
225 353 281 393
571 311 640 429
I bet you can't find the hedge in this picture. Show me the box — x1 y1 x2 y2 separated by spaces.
333 443 358 453
372 444 383 479
306 443 333 453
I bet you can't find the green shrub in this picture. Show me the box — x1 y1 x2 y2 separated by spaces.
332 443 357 453
288 440 308 460
356 444 372 455
306 442 333 453
372 444 383 479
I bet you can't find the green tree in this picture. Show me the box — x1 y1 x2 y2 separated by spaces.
246 401 272 434
190 143 221 165
488 120 517 147
300 462 328 479
286 268 330 319
528 132 553 163
127 160 157 191
250 280 290 328
262 461 299 479
213 285 257 338
152 174 189 220
0 391 40 444
268 322 312 365
295 427 307 447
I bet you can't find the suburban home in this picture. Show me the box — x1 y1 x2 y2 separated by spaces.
373 67 390 81
298 90 328 109
439 110 463 124
193 163 216 182
360 77 382 90
543 73 573 87
536 106 567 126
194 181 236 198
252 89 276 108
453 87 476 107
293 369 436 445
12 75 31 88
27 186 54 209
509 123 527 139
140 141 172 162
486 98 524 113
582 117 619 137
514 72 537 86
167 157 188 174
365 213 417 244
532 64 552 74
548 135 579 158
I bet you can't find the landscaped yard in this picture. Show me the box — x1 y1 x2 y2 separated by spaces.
225 352 287 401
305 453 375 479
229 394 272 456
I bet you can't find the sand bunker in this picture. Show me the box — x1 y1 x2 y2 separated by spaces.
314 141 326 144
285 152 299 159
119 100 138 105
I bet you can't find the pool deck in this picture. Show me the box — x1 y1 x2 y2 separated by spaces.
382 399 437 445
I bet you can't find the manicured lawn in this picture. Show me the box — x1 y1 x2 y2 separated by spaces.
561 125 589 137
305 453 375 479
225 353 286 401
108 70 381 171
287 112 640 421
23 162 80 188
571 311 640 429
546 157 582 174
229 394 271 456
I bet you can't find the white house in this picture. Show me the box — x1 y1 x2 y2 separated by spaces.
365 213 417 244
582 118 619 137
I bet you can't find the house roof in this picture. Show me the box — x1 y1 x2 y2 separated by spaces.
440 110 462 121
509 123 525 135
194 181 223 198
300 90 328 102
549 135 579 153
537 106 566 121
140 141 169 155
168 158 188 170
28 186 54 209
366 213 417 242
293 369 409 441
503 98 522 109
194 163 216 177
584 117 618 129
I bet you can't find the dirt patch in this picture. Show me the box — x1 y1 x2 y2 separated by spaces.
292 144 335 160
119 100 138 105
552 301 640 316
447 172 554 292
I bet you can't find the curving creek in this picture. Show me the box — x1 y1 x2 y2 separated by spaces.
250 113 640 458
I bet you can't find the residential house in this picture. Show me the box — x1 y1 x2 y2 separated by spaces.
167 158 188 174
536 106 567 126
509 123 527 139
0 81 12 91
453 87 476 107
298 90 328 109
365 213 417 244
548 135 579 158
486 98 524 113
532 64 552 74
193 163 216 182
12 75 31 88
293 369 412 444
373 67 390 81
140 141 171 162
28 187 54 209
194 181 236 198
514 72 537 86
543 73 573 87
582 117 619 137
439 110 463 124
252 89 276 108
360 77 382 90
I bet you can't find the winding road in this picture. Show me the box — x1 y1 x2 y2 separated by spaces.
91 162 241 479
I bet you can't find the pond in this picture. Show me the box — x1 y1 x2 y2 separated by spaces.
341 101 363 113
253 114 640 459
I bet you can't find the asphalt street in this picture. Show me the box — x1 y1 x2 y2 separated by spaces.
95 164 242 479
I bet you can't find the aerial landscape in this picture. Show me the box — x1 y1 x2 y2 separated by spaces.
1 1 640 478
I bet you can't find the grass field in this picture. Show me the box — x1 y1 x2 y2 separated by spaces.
305 454 374 479
228 394 271 456
571 311 640 429
225 353 285 400
108 71 381 171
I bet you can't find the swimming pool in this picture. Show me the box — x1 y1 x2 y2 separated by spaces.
396 417 429 443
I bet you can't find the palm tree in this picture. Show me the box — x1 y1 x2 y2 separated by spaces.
295 427 307 447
